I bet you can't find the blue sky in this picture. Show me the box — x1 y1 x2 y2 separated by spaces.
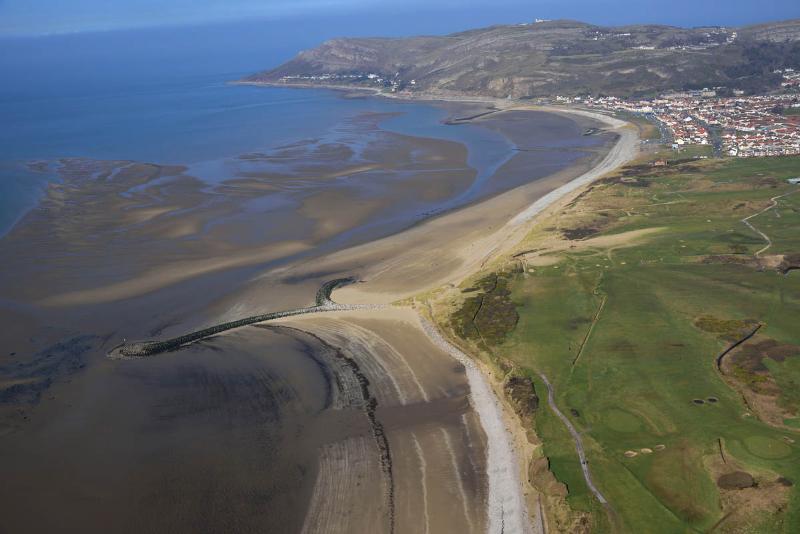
2 0 800 36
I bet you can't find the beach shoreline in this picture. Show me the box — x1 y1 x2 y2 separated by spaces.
169 94 639 531
318 100 637 532
112 99 637 532
0 85 638 533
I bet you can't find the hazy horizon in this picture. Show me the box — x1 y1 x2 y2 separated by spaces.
2 0 800 38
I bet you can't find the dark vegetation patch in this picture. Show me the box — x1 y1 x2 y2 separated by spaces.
562 225 602 240
567 316 591 330
701 255 757 268
561 216 613 240
561 211 618 241
777 476 794 487
504 375 539 418
605 339 637 355
757 176 782 188
694 315 760 341
717 471 756 490
778 253 800 275
451 272 519 347
608 160 702 182
728 339 800 403
732 339 799 371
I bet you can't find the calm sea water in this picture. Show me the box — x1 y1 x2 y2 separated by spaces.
0 21 609 239
0 68 518 236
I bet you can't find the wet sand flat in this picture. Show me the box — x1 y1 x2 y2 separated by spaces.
277 308 488 534
0 328 335 533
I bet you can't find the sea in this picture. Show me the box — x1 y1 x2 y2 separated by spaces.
0 24 526 238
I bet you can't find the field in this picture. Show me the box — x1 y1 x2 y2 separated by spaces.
435 153 800 532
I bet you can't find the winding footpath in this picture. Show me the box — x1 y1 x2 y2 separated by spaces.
537 373 610 509
741 190 799 257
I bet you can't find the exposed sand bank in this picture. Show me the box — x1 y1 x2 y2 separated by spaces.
319 107 638 304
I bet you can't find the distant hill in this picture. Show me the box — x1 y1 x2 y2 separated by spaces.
242 19 800 98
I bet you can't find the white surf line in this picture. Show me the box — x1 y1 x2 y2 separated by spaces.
411 433 432 534
418 316 532 534
741 190 799 257
537 373 609 508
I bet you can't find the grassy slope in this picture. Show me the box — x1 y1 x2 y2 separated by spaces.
441 152 800 532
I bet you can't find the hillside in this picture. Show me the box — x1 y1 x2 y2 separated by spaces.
243 19 800 98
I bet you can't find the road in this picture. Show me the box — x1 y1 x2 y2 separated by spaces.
537 373 610 508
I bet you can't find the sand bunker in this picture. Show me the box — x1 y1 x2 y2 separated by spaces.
624 444 666 458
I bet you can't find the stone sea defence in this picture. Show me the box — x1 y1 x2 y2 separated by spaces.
108 278 365 359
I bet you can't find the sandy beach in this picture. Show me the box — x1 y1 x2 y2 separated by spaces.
261 104 637 533
0 94 637 533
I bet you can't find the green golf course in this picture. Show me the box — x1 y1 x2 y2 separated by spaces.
439 152 800 533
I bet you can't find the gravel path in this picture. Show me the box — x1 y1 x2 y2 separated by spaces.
537 373 609 507
741 190 799 257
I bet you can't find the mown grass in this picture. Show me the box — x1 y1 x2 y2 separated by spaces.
448 154 800 532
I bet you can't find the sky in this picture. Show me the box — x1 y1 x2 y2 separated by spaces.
2 0 800 37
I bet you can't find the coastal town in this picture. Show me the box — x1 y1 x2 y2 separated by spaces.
563 76 800 157
276 70 800 159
